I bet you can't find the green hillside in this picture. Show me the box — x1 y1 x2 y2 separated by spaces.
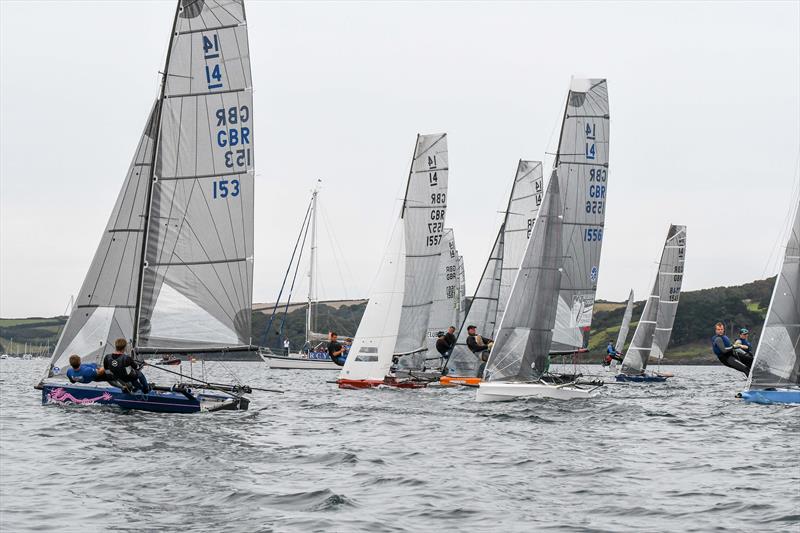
1 277 776 362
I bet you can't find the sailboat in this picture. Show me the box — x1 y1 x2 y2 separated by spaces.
258 183 343 370
338 133 449 389
617 224 686 382
37 0 257 413
440 160 544 386
741 197 800 404
476 78 610 402
396 227 465 377
606 289 634 371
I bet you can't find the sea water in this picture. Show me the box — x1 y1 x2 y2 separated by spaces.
1 361 797 532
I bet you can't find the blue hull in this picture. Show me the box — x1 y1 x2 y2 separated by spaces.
615 374 668 383
41 383 242 414
740 389 800 405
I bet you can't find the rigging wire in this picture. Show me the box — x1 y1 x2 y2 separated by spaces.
260 198 313 346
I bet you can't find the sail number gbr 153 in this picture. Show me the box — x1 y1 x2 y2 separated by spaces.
211 105 251 200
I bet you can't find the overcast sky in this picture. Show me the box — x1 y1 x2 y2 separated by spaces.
1 0 798 317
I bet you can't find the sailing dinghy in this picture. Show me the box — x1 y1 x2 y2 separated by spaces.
741 197 800 404
258 184 344 370
38 0 257 413
476 78 610 402
440 161 544 387
605 289 634 372
396 227 465 379
338 134 449 389
617 225 686 382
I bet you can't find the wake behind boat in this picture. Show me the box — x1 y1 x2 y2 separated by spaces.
38 0 259 413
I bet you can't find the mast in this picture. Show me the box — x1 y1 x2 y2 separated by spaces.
306 181 320 343
132 0 181 350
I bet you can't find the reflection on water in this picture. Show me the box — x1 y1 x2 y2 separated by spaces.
1 360 798 532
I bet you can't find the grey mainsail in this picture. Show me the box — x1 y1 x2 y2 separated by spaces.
137 0 254 350
621 225 686 374
551 79 611 353
748 200 800 389
47 104 159 376
615 289 635 354
446 160 543 376
483 173 563 381
395 134 449 356
651 225 687 360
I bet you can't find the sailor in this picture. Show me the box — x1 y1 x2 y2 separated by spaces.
102 338 150 393
733 328 753 355
466 325 493 377
711 323 751 376
603 341 623 366
283 338 291 355
444 326 457 351
66 354 108 384
435 331 451 357
327 331 346 366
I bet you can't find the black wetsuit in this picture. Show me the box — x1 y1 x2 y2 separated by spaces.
103 352 150 392
327 341 345 366
467 334 493 378
712 335 751 376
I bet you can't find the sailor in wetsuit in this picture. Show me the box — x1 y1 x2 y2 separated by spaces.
66 354 108 384
436 326 457 358
712 323 752 376
603 341 624 366
102 338 150 393
327 332 346 366
466 325 493 377
733 328 754 360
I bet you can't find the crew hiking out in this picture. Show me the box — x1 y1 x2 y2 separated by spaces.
711 323 753 376
102 338 150 393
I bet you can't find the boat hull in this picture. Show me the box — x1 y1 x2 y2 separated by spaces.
615 373 668 383
740 389 800 404
476 381 595 402
337 376 429 389
439 376 481 387
259 352 341 370
41 383 246 414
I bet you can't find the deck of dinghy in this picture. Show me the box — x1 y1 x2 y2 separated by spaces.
739 389 800 404
337 377 429 389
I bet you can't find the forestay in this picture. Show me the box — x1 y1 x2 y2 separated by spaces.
550 79 610 353
47 105 159 376
138 0 254 350
621 225 686 374
748 201 800 389
483 174 563 382
651 225 687 360
395 134 449 356
446 160 543 376
615 289 635 354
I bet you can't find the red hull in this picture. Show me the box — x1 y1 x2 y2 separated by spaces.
337 376 429 389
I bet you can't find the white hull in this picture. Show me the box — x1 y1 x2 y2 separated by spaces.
476 381 596 402
259 352 340 370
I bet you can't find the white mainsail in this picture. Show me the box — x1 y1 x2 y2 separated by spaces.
339 134 449 383
47 0 255 376
747 199 800 389
550 79 611 353
621 225 687 374
615 289 635 354
446 160 543 376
